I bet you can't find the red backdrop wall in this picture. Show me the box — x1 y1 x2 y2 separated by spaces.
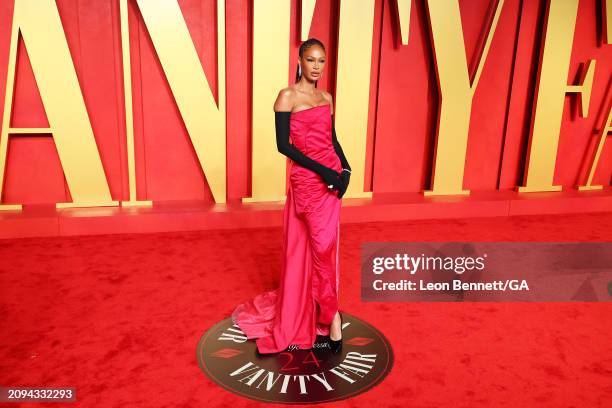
0 0 610 206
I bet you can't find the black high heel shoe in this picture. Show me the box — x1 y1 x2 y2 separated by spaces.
329 312 342 354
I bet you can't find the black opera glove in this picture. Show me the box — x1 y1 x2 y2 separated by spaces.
331 117 351 172
332 117 351 198
275 111 343 192
338 171 350 199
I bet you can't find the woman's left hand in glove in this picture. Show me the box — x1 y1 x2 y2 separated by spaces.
338 171 350 199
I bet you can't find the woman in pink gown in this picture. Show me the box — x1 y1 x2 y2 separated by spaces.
231 39 351 354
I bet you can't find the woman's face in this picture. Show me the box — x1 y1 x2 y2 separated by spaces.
299 46 326 82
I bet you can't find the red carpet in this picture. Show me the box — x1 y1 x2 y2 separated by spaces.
1 211 611 407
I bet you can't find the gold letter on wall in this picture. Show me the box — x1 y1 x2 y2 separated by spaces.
578 104 612 190
424 0 505 196
0 0 117 210
243 0 291 203
136 0 227 203
335 0 375 199
518 0 593 193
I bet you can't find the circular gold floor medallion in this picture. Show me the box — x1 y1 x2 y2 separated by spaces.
197 312 394 404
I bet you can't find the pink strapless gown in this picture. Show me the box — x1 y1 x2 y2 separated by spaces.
231 104 342 354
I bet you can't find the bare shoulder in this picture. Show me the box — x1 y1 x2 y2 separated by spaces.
274 86 295 112
321 91 334 115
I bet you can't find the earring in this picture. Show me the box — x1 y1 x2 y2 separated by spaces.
298 64 302 77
